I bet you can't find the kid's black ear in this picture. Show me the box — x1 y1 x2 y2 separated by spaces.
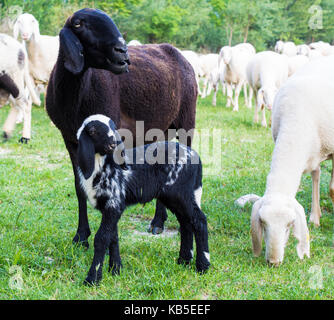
77 130 95 179
59 27 84 75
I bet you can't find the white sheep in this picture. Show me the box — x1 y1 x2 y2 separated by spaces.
250 56 334 266
274 40 297 57
0 33 40 142
14 13 59 86
287 55 309 77
246 51 289 127
219 43 255 111
199 53 219 99
180 50 204 96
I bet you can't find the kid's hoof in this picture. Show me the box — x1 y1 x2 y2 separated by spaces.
19 137 30 144
73 233 90 249
108 263 122 276
83 276 100 286
177 257 192 266
147 224 163 235
196 263 210 274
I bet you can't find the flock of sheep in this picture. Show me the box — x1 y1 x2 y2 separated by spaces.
0 8 333 284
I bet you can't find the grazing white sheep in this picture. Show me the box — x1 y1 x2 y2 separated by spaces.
14 13 59 85
275 40 297 57
199 53 219 99
127 40 142 46
246 51 289 127
180 50 204 96
287 55 309 77
0 33 40 142
219 43 255 111
250 56 334 266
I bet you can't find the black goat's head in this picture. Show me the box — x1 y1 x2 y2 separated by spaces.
60 8 130 75
77 114 126 178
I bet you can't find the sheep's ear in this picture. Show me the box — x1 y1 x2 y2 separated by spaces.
59 27 84 75
292 201 310 259
13 20 19 40
77 131 95 179
251 198 263 257
32 19 41 42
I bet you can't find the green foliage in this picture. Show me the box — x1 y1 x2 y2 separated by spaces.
0 0 333 52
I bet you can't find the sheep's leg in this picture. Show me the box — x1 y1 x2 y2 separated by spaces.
329 156 334 208
65 140 91 247
261 107 267 128
3 103 20 140
196 76 202 96
201 77 209 98
206 81 213 97
233 82 243 112
226 84 233 108
248 87 253 109
212 83 218 107
309 166 322 227
20 97 32 143
243 82 249 107
85 211 121 285
254 90 264 125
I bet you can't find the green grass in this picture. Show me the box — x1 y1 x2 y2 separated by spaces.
0 91 333 300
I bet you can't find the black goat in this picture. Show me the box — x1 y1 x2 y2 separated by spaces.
46 9 198 248
77 114 210 285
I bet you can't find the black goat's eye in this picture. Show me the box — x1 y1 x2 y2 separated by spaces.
73 20 81 28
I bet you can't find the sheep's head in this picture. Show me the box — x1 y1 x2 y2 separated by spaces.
14 13 40 41
220 46 232 65
258 87 278 110
274 40 284 54
60 8 130 75
77 115 125 179
251 194 310 266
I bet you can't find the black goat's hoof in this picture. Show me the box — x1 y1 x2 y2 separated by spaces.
18 137 30 144
147 225 163 235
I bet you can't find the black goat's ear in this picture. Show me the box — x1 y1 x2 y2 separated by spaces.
77 130 95 179
59 27 84 75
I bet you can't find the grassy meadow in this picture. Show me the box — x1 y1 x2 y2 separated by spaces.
0 90 333 300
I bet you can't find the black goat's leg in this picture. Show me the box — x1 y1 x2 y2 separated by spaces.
148 200 168 234
64 140 91 248
72 170 91 248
